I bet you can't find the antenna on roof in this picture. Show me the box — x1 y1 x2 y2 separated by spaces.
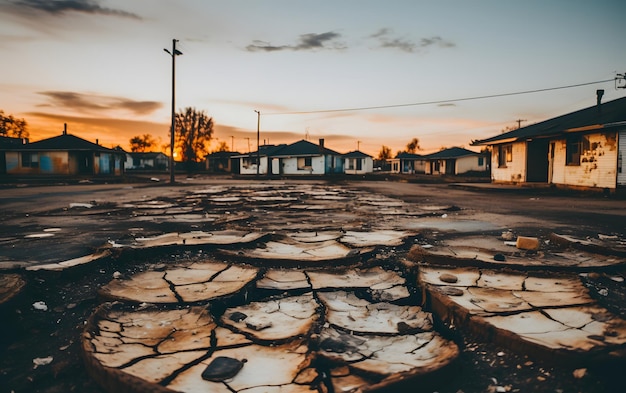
616 72 626 89
305 127 310 140
63 123 67 135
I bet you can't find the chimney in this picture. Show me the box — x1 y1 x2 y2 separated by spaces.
63 123 67 135
319 138 324 148
596 89 604 106
96 139 99 145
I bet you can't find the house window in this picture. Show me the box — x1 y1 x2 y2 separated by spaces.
242 157 253 169
478 157 484 166
566 135 590 166
297 157 312 169
22 152 39 168
356 159 362 171
498 144 512 167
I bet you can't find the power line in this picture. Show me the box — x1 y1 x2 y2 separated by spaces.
265 78 615 116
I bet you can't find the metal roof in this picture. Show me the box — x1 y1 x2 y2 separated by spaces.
423 147 481 159
472 96 626 146
4 133 119 152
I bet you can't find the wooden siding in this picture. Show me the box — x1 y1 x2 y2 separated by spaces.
491 142 527 183
551 132 617 189
619 131 626 186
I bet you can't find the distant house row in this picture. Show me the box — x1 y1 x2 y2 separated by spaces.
2 93 624 190
208 139 486 176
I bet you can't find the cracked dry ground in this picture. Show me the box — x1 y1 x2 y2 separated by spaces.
1 182 626 393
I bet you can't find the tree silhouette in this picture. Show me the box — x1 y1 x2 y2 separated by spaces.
377 145 392 160
213 141 230 153
175 107 214 166
129 134 157 152
0 110 29 138
405 138 421 153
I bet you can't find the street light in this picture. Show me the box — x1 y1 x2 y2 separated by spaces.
164 39 182 184
254 110 260 176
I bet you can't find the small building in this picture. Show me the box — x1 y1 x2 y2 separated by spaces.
388 152 427 174
269 139 344 175
235 144 286 175
0 127 125 176
472 93 626 191
423 147 487 175
125 152 169 171
343 150 374 175
205 151 240 173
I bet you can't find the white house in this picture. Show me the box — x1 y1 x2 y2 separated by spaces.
472 93 626 191
388 152 427 174
423 147 487 175
269 139 343 175
343 150 373 175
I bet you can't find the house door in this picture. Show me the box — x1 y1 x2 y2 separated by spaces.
526 139 549 182
445 159 455 175
618 130 626 186
548 142 555 184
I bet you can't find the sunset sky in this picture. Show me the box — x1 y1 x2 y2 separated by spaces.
1 0 625 157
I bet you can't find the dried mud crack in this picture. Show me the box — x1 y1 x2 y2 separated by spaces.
1 181 625 392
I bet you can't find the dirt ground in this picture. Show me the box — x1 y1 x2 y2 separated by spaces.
1 177 625 393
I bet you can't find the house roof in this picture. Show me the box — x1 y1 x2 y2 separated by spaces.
8 133 118 152
205 151 241 158
270 139 340 157
394 152 424 159
472 96 626 146
234 144 287 158
424 147 480 159
129 152 168 158
343 150 372 158
0 136 27 148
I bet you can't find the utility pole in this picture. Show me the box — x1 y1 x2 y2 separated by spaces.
254 110 260 177
164 39 182 184
515 119 527 129
245 137 250 153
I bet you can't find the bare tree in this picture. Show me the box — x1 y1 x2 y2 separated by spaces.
0 110 29 138
377 145 392 160
405 138 421 153
129 134 157 152
213 141 230 153
174 107 214 165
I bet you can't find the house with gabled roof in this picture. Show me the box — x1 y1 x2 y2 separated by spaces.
343 150 373 175
388 152 427 174
472 93 626 191
268 139 343 175
0 125 125 176
423 147 487 175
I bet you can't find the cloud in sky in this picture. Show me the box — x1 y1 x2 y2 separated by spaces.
7 0 141 19
370 28 455 53
38 91 162 116
246 31 345 52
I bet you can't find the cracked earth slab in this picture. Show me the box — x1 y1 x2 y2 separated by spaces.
410 235 626 270
86 260 459 393
419 266 626 364
99 261 260 304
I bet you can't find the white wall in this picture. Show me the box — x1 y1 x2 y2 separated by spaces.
551 132 617 189
456 155 486 174
280 156 325 174
491 142 527 183
239 156 269 175
344 157 373 174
